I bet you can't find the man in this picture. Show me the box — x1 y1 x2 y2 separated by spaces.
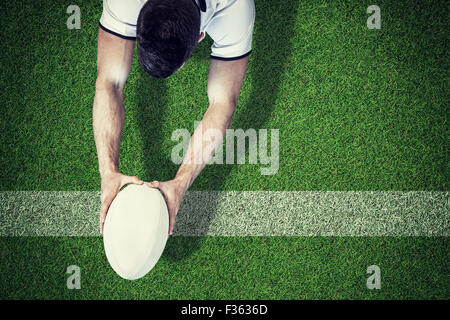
93 0 255 235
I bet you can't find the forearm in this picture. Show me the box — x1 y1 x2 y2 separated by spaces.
174 101 235 190
93 84 124 176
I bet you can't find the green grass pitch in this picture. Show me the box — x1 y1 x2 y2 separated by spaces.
0 0 448 299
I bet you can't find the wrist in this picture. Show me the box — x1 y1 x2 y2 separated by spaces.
100 167 119 178
173 171 192 193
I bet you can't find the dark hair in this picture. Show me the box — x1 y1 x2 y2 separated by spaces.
137 0 201 78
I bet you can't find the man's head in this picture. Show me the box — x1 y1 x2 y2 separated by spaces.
137 0 201 78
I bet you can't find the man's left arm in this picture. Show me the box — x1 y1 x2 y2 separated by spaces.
147 56 249 235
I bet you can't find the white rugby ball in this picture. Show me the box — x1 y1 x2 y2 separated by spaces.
103 184 169 280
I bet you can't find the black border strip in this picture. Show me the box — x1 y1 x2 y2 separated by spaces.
210 50 252 61
0 300 444 317
99 22 136 41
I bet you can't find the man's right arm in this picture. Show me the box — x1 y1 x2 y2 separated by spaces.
93 28 143 233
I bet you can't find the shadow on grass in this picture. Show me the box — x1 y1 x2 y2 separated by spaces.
136 0 299 262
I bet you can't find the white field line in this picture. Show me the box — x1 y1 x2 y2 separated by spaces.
0 191 448 236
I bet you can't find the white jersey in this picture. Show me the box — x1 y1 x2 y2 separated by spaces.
99 0 255 60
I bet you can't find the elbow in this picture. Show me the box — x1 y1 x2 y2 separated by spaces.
95 66 129 93
95 76 124 95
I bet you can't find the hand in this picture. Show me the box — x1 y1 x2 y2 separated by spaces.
99 171 143 234
146 179 188 236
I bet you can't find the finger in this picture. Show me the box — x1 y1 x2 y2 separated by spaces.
147 180 160 189
168 215 176 236
99 203 108 234
120 175 143 189
99 193 115 234
99 210 106 234
100 219 105 234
